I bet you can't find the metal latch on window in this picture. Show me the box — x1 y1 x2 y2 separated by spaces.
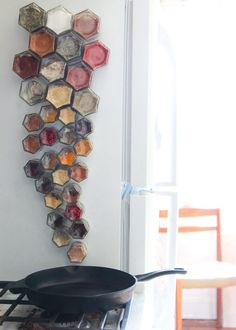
121 181 177 199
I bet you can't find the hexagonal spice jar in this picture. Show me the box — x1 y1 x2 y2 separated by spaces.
62 183 81 203
83 41 109 70
72 9 100 40
67 242 87 263
46 81 73 109
52 229 71 247
47 209 67 230
46 6 72 35
59 107 76 125
40 127 58 146
18 3 46 32
75 118 93 137
64 203 83 221
23 113 43 132
58 148 77 166
41 151 59 170
66 63 92 91
29 28 56 58
73 88 99 116
52 168 70 186
69 219 89 239
13 51 40 79
56 31 82 61
40 54 66 82
59 126 76 145
35 174 54 194
20 77 47 105
44 190 63 209
40 105 58 124
24 159 44 179
22 134 41 154
69 163 88 183
74 139 92 156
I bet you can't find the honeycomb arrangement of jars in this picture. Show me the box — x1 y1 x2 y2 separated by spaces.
13 3 109 263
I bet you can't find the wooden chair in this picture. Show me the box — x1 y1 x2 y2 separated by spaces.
159 207 236 330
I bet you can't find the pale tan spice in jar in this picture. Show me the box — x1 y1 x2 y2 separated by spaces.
40 60 65 82
47 85 72 108
53 230 71 247
73 91 97 116
59 107 76 125
52 169 70 185
44 192 62 209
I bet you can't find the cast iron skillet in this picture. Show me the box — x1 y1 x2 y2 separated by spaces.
0 266 186 313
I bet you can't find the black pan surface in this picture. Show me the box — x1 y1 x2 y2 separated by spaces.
25 266 135 297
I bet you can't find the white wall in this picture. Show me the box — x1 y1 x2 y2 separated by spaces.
0 0 126 279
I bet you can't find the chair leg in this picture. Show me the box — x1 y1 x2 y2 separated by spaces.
176 280 183 330
216 288 222 328
175 286 222 329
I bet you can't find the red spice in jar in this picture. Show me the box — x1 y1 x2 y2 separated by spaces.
65 204 83 221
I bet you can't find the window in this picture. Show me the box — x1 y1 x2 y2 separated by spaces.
159 0 236 325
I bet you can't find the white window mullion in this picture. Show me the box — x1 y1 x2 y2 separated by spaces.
124 1 179 329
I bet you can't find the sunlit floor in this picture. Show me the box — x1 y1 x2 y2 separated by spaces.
183 327 236 330
183 328 236 330
182 320 236 330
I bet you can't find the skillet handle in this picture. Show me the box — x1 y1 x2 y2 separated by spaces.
0 281 10 288
0 279 27 297
135 268 187 282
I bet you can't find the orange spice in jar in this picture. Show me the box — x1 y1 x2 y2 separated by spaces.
29 29 55 57
59 148 77 166
74 139 92 156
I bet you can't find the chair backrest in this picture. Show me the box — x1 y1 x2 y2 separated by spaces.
159 208 222 261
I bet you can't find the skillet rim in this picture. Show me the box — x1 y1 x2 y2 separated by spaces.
24 265 137 298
